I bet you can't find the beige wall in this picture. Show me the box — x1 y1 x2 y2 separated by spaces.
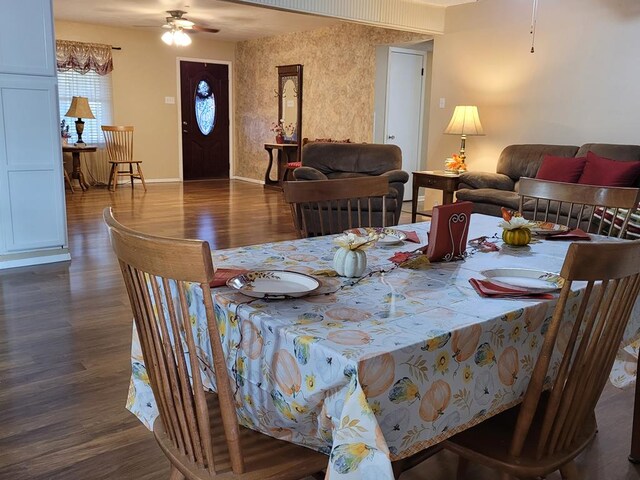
54 21 235 181
426 0 640 181
234 23 430 181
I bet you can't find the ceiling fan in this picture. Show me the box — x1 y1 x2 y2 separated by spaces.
160 10 220 46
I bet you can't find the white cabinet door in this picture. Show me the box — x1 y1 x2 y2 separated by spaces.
0 74 67 253
0 0 55 76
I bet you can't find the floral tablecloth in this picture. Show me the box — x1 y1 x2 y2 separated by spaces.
127 214 640 479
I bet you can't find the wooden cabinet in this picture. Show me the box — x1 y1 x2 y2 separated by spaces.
0 0 69 268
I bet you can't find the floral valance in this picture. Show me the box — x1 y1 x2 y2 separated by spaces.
56 40 113 75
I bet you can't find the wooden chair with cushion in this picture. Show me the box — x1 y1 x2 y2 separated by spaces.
102 125 147 192
518 177 640 237
283 176 392 238
444 239 640 479
103 208 327 480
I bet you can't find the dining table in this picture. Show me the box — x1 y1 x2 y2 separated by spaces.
126 213 640 479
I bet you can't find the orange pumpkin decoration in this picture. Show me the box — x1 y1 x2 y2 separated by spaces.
240 320 263 360
502 228 531 246
273 350 301 396
452 325 482 362
358 353 395 398
524 302 548 332
419 380 451 422
498 347 519 386
327 329 372 346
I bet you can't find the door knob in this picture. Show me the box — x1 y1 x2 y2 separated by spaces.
183 130 188 133
183 121 188 125
388 135 396 140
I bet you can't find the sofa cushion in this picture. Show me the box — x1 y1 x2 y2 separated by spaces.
458 172 514 191
535 155 587 183
455 188 521 210
302 143 402 176
496 144 579 180
575 143 640 162
578 151 640 187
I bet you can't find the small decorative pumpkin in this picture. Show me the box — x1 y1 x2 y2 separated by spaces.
502 227 531 246
333 247 367 277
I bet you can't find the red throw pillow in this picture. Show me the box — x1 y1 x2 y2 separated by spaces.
535 155 587 183
578 151 640 187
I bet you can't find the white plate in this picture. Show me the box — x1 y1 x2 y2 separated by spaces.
480 268 564 292
346 227 407 245
530 221 570 236
226 270 320 299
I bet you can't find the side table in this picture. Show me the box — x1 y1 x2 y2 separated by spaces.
412 170 461 222
63 145 97 192
263 143 298 191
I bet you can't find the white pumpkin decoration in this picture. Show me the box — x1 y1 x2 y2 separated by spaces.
333 247 367 278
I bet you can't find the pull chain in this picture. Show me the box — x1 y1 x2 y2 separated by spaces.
530 0 539 53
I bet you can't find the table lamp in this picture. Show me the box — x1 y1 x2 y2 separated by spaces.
64 96 95 146
444 106 485 167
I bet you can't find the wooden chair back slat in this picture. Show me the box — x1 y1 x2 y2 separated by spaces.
104 208 245 475
518 177 640 238
283 177 391 238
507 240 640 459
102 125 134 163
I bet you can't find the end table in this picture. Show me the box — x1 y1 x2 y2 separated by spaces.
412 170 461 222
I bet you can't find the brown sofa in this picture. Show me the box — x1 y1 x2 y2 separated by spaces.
455 143 640 217
293 142 409 224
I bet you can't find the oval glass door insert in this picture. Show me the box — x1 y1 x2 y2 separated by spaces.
195 80 215 135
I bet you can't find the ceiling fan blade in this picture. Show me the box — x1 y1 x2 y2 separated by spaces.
191 25 220 34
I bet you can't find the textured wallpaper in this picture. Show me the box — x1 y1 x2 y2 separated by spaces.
234 23 429 181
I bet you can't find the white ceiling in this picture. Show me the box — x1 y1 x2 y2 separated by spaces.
53 0 477 42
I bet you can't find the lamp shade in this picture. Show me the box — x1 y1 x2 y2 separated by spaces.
65 96 95 119
444 106 484 136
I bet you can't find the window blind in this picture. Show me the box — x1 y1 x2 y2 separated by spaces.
58 70 113 145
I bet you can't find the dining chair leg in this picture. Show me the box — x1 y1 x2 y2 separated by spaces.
559 461 579 479
168 466 185 480
137 163 147 191
129 163 134 188
107 163 115 191
64 169 74 193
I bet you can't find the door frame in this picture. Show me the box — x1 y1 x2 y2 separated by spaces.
176 57 233 181
383 47 426 186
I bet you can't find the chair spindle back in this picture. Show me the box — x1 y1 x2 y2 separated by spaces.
102 125 134 163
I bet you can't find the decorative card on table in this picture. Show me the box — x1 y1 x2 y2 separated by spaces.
424 201 473 262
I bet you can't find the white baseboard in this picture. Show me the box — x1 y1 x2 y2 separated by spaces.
0 249 71 270
144 178 182 183
232 176 264 185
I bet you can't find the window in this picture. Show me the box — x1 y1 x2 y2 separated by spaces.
58 70 113 145
195 79 215 136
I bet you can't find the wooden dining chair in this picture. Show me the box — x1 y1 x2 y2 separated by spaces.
518 177 640 237
444 239 640 480
103 208 327 480
102 125 147 192
282 176 393 238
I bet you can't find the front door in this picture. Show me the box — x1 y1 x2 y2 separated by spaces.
384 48 425 200
180 61 229 180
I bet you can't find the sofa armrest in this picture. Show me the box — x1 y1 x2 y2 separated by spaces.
459 172 514 191
293 166 328 181
380 169 409 184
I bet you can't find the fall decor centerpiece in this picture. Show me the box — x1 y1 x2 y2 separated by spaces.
445 154 467 173
332 232 377 277
499 207 535 246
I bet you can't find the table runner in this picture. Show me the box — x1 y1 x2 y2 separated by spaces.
126 214 640 479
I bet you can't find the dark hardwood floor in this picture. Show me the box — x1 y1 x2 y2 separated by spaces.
0 180 638 479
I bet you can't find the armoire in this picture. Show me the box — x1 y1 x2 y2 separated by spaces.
0 0 69 269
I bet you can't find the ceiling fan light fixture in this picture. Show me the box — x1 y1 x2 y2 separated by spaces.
161 28 191 47
161 30 174 45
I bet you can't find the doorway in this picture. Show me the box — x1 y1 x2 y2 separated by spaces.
179 60 230 180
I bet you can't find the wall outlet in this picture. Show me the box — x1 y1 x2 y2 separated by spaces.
439 97 446 108
165 96 175 104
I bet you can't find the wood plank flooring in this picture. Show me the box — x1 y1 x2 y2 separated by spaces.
0 180 638 479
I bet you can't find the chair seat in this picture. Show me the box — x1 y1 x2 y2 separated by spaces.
443 397 597 478
154 392 328 480
110 160 143 164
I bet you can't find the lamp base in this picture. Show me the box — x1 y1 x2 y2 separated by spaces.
74 118 85 145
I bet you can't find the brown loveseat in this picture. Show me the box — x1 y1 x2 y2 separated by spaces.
455 143 640 217
293 142 409 224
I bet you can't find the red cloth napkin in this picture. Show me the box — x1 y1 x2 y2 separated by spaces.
398 230 420 243
545 228 591 241
469 278 554 299
209 268 248 288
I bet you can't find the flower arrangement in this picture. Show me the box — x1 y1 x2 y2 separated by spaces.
270 122 285 136
445 154 467 172
333 232 378 251
60 119 71 139
499 208 536 246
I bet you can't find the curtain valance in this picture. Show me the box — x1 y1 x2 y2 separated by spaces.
56 40 113 75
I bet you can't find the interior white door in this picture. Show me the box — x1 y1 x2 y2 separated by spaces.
384 49 425 201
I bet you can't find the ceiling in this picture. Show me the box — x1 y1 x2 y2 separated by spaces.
53 0 477 42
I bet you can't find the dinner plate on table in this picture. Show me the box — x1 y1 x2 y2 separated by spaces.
530 221 570 236
480 268 564 293
226 270 320 299
346 227 407 246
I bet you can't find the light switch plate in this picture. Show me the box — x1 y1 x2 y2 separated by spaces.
439 98 446 108
165 96 175 104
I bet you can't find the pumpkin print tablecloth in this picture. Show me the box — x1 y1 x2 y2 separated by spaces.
127 214 640 479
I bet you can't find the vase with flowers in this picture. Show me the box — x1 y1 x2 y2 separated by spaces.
60 119 71 145
499 207 535 246
445 154 467 173
332 232 378 277
271 122 285 144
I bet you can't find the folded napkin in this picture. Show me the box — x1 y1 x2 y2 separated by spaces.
209 268 248 288
399 230 420 243
545 228 591 241
469 278 554 299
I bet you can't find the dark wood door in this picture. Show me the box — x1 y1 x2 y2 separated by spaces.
180 61 229 180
